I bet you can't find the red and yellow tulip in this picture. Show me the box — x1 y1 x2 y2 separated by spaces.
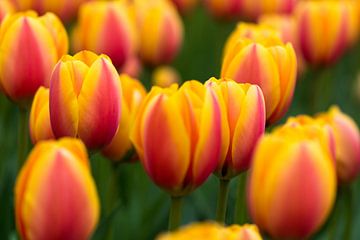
0 11 68 105
295 0 359 65
221 23 297 125
171 0 198 13
72 1 138 69
130 80 229 196
102 74 147 162
15 138 100 240
29 87 54 144
317 106 360 183
247 123 336 239
207 78 266 179
133 0 183 65
49 51 121 149
0 0 14 23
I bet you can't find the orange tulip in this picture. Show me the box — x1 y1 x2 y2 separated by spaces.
130 81 229 195
171 0 198 13
15 138 100 240
29 87 54 144
49 51 122 149
102 74 147 161
0 11 68 105
221 23 297 125
72 1 138 69
152 66 181 88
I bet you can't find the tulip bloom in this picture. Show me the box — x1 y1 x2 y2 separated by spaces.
130 80 229 195
296 0 359 65
152 66 181 88
157 222 263 240
15 138 100 240
171 0 198 13
317 106 360 183
102 74 147 162
50 51 121 149
208 78 265 179
134 0 183 65
72 1 138 69
9 0 88 22
29 87 54 144
0 0 14 23
0 11 68 104
247 126 336 239
221 23 297 125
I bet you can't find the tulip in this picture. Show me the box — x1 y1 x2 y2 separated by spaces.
152 66 181 88
121 55 143 78
133 0 183 65
171 0 198 13
317 106 360 183
102 74 147 162
49 50 121 149
221 23 297 125
0 0 14 23
157 222 263 240
130 80 229 229
29 87 54 144
9 0 88 22
295 0 359 65
0 11 68 105
72 1 137 69
247 125 336 239
15 138 100 240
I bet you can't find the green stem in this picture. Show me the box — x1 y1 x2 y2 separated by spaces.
234 173 247 224
168 196 183 231
17 107 28 170
216 179 230 224
344 185 353 240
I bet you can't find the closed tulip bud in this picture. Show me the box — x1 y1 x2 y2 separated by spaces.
72 1 138 69
134 0 183 65
157 222 263 240
121 55 143 78
317 106 360 183
247 127 336 239
221 23 297 125
130 80 229 196
102 74 147 161
29 87 54 144
0 0 14 23
296 0 359 65
50 51 121 149
207 78 265 179
15 138 100 240
0 11 68 105
10 0 88 22
171 0 198 13
203 0 242 20
152 66 181 88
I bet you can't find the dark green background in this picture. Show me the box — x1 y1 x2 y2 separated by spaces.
1 6 360 240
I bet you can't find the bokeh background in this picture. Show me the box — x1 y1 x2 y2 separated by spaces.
1 4 360 240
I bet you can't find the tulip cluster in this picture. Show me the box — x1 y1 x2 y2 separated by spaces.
15 138 100 240
157 222 262 240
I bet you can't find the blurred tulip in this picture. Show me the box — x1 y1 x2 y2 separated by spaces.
258 14 306 74
121 55 143 78
0 0 14 23
204 0 297 20
221 23 297 125
130 80 229 196
29 87 54 144
157 222 262 240
134 0 183 65
208 78 265 179
49 51 121 149
9 0 88 22
0 11 68 105
102 74 147 162
72 1 138 69
295 0 359 66
247 125 336 239
171 0 198 13
152 66 181 88
317 106 360 183
15 138 100 240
